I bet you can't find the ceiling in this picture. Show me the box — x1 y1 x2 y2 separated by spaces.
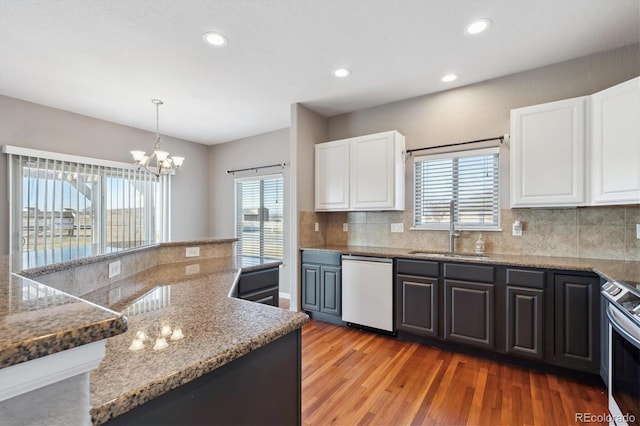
0 0 638 145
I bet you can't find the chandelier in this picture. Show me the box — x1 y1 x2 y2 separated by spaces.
131 99 185 176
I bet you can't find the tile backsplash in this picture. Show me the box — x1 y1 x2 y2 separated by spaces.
26 240 237 297
300 205 640 261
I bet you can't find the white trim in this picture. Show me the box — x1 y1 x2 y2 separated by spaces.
278 292 291 299
3 145 139 171
234 172 283 183
0 341 105 401
413 146 500 162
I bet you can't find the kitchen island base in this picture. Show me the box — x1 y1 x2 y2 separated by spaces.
101 329 301 426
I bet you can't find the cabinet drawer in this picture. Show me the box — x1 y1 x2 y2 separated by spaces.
238 267 279 295
443 263 494 283
396 259 439 277
301 250 341 266
506 268 545 289
241 287 279 307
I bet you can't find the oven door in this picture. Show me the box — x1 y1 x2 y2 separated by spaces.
607 305 640 426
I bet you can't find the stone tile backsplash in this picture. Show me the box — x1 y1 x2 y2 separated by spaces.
300 206 640 261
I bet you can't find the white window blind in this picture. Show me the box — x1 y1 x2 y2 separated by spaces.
414 147 500 230
235 174 284 259
6 147 168 268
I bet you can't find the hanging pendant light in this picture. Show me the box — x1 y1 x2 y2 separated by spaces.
131 99 185 176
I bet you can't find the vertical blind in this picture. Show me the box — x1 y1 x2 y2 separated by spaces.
6 147 167 268
414 147 500 229
235 174 284 259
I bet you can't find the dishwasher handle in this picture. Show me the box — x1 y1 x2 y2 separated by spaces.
342 255 392 263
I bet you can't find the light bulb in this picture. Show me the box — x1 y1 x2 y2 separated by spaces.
131 151 147 163
464 19 492 35
155 151 169 163
203 32 227 46
172 156 185 168
333 68 351 78
441 74 458 83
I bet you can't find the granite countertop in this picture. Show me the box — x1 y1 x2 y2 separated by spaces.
301 244 640 284
0 257 128 369
83 255 309 425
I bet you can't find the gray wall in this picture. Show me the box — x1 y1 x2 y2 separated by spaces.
292 105 328 212
207 128 290 236
327 43 640 208
0 95 210 255
207 127 291 293
289 104 328 310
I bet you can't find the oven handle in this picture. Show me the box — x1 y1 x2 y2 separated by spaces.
607 305 640 350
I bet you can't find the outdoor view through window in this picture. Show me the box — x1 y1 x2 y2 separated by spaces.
235 175 284 259
11 154 164 268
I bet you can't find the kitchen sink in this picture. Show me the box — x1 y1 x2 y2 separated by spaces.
407 251 491 260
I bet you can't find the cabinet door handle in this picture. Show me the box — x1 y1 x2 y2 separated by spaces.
607 305 640 349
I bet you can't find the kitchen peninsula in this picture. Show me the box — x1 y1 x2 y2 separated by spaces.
0 240 309 426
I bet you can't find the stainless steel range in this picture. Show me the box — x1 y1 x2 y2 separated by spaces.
602 280 640 426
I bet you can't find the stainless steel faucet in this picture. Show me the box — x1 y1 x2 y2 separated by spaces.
449 200 460 253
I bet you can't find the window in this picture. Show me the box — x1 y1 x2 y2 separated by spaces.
235 175 284 259
413 147 500 230
6 146 169 268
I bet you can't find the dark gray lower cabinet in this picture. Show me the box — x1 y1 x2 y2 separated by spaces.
320 266 341 315
444 279 495 349
506 286 544 359
301 250 343 325
395 274 438 337
238 267 279 307
553 273 600 373
390 258 602 376
302 264 321 311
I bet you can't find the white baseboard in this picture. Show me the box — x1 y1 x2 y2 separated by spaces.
278 292 291 299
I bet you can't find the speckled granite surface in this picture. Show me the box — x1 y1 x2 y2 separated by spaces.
0 257 128 369
2 241 303 425
301 244 640 284
84 255 307 425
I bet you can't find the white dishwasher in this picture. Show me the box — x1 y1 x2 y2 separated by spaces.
341 255 394 332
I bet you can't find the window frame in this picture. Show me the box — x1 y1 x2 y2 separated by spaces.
4 145 170 268
234 173 284 259
412 147 501 231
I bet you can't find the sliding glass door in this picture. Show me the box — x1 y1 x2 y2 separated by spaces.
235 174 284 259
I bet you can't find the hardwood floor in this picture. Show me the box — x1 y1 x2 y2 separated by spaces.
301 320 608 426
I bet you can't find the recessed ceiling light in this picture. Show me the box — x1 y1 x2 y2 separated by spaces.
333 68 351 78
464 19 492 35
203 32 227 46
441 74 458 83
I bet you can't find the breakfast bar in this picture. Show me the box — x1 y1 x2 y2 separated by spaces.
0 241 309 425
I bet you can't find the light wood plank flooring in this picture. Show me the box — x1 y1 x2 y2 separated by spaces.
301 320 608 426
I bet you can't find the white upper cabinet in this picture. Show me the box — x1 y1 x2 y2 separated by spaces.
590 77 640 205
350 131 405 210
510 97 588 207
315 139 350 211
315 130 405 211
